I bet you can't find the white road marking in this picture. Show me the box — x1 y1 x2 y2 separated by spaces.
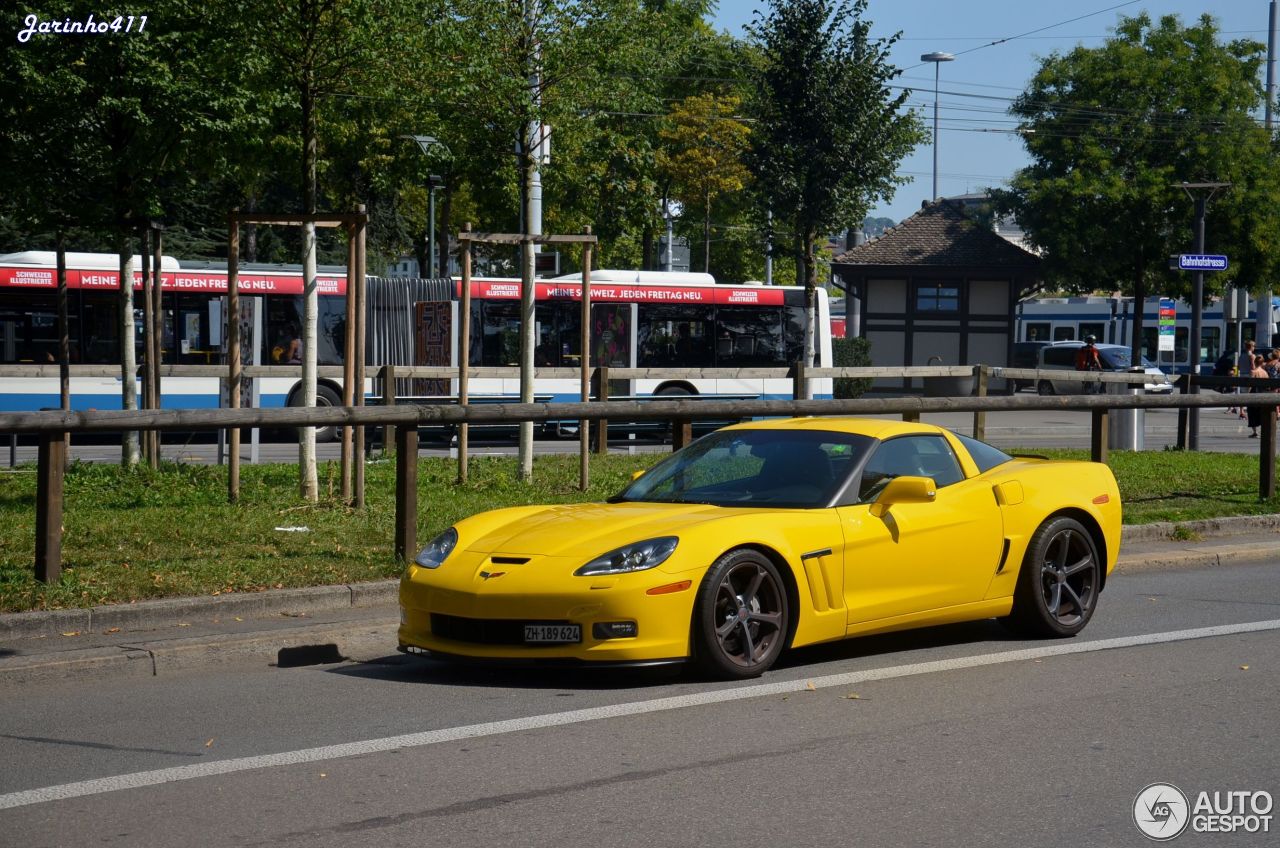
3 618 1278 810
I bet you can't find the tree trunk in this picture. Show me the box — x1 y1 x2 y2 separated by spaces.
641 222 654 272
118 236 139 465
703 188 712 274
298 75 319 500
801 231 817 396
413 235 429 280
1131 257 1146 366
245 191 258 263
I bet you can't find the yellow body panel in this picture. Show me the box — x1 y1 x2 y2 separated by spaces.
398 417 1123 666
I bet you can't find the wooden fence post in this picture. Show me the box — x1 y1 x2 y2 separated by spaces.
395 424 418 562
791 360 806 401
972 365 988 441
35 431 66 583
672 419 692 451
1261 404 1277 500
1091 408 1109 464
381 364 396 456
593 366 609 455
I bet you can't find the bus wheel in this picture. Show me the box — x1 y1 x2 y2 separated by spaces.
288 384 342 443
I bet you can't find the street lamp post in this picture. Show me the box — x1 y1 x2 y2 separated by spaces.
427 174 444 277
404 134 452 277
1174 181 1230 452
920 52 955 200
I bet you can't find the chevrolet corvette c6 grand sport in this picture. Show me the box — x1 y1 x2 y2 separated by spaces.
398 417 1122 678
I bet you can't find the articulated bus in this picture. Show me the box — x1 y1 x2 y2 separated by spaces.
1016 295 1280 373
0 254 832 424
402 269 833 403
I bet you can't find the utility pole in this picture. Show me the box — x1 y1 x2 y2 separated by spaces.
517 0 544 481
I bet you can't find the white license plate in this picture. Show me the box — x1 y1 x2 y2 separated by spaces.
523 624 580 644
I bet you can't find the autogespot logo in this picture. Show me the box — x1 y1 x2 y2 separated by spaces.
1134 783 1190 841
1133 783 1274 840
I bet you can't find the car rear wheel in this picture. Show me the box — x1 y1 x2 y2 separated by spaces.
1036 380 1055 396
1005 517 1100 637
693 549 789 679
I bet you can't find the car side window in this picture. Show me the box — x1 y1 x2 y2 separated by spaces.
856 435 966 503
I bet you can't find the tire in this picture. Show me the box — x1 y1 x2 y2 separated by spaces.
1005 517 1101 638
692 548 789 679
653 385 692 442
288 383 343 443
1036 380 1055 396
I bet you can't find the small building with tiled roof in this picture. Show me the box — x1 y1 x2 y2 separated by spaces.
832 198 1041 392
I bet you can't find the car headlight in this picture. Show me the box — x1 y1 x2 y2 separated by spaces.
575 537 678 576
415 527 458 569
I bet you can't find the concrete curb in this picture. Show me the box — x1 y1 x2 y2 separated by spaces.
0 618 399 687
1115 543 1280 574
1120 514 1280 544
0 580 398 641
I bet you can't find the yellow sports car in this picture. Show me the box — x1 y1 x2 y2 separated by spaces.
398 417 1121 678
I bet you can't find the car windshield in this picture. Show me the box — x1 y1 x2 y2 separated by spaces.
614 428 874 509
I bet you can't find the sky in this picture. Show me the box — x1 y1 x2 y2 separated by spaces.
711 0 1272 225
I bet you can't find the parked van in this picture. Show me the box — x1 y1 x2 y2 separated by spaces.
1010 341 1050 392
1036 341 1173 395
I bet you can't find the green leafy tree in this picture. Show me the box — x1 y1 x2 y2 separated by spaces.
658 93 752 273
993 13 1280 360
2 1 256 465
746 0 923 374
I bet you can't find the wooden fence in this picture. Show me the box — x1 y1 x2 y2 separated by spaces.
3 381 1279 585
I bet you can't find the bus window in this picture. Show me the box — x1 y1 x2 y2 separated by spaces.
637 304 713 367
266 297 345 365
1052 326 1075 341
1079 323 1106 343
784 306 806 364
717 306 785 366
82 292 120 363
591 304 630 367
1024 322 1050 342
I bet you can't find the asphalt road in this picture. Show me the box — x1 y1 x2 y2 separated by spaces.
3 406 1272 464
1 559 1277 847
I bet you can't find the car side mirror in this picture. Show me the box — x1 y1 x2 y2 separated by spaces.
869 476 937 518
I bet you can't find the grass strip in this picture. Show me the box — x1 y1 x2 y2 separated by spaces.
1 448 1276 613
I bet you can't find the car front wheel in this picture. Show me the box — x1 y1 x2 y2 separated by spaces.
693 549 789 679
1037 380 1055 396
1005 516 1100 637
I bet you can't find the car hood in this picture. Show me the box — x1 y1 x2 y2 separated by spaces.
462 501 733 557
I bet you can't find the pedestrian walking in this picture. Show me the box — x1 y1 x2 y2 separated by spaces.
1247 354 1269 438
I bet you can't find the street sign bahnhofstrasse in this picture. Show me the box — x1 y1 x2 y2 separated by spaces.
1174 254 1228 272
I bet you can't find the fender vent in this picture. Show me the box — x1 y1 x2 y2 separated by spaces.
995 538 1012 574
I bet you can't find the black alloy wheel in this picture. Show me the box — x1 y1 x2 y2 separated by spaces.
694 549 789 679
1006 516 1100 637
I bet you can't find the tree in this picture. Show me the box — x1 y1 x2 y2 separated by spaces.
658 93 752 273
2 1 255 464
993 13 1280 362
246 0 419 498
746 0 923 381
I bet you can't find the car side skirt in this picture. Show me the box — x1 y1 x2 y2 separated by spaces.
840 598 1014 640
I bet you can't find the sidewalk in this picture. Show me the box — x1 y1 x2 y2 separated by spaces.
2 515 1278 686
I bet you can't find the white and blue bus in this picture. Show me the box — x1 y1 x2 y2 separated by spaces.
1 253 832 422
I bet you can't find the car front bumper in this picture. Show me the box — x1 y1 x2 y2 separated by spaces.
397 564 699 663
